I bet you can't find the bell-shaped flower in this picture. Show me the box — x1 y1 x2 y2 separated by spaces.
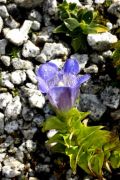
36 58 90 111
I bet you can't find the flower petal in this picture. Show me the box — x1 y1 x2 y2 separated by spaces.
63 58 80 75
77 74 90 86
37 62 58 82
48 87 73 111
37 76 49 93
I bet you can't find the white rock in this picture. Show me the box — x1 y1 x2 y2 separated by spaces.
108 1 120 18
31 20 41 31
36 42 69 63
84 64 98 73
5 16 20 29
3 20 32 46
0 93 12 110
0 39 8 55
43 0 57 16
5 121 19 134
10 70 26 85
2 157 24 178
66 0 82 6
1 80 14 89
1 56 10 66
25 140 36 152
26 69 37 84
50 59 64 69
5 96 22 120
87 32 118 51
0 112 4 135
12 58 33 70
95 0 105 4
0 0 6 2
0 16 3 33
22 40 40 58
28 9 42 22
0 5 9 18
0 153 6 162
29 93 45 109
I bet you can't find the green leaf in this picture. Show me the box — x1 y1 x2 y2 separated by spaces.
42 116 66 132
71 35 88 52
53 24 68 34
82 10 93 24
64 18 80 31
110 150 120 168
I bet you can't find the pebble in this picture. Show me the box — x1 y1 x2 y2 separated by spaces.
79 94 107 120
0 16 3 33
10 70 26 85
84 64 99 73
14 0 43 8
87 32 118 51
110 109 120 120
5 96 22 120
108 1 120 18
36 42 69 63
71 54 89 70
11 58 33 70
101 86 120 109
0 56 11 67
4 121 19 134
26 69 37 84
22 40 40 58
0 112 4 135
3 20 32 46
0 5 9 18
0 39 8 55
0 93 12 110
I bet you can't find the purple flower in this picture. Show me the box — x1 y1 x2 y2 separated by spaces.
37 58 90 111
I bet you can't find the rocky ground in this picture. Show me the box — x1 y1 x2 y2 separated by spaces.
0 0 120 179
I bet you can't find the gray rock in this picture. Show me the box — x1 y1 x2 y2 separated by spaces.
90 53 105 64
0 112 4 135
36 42 69 63
3 20 32 46
101 86 120 109
70 54 89 69
43 0 57 16
87 32 117 51
35 164 50 173
0 5 9 18
33 115 44 127
22 40 40 58
111 109 120 120
37 26 54 43
1 56 10 66
31 20 41 31
21 127 37 139
12 58 33 70
5 16 20 29
108 1 120 18
79 94 107 120
14 0 43 8
84 64 98 73
25 140 36 152
0 39 8 55
0 136 14 152
28 9 42 22
5 96 22 120
0 16 3 33
10 70 26 85
15 149 24 163
0 71 14 89
0 93 12 110
2 157 24 178
22 106 34 121
5 121 19 134
26 69 37 84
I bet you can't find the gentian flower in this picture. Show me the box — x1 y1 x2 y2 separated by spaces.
37 58 90 111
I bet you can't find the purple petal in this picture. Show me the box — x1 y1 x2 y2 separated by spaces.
62 73 78 87
37 76 49 93
63 58 80 75
37 62 58 82
48 87 73 111
77 74 90 86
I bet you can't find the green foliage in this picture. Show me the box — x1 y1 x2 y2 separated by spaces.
54 1 108 52
42 108 120 178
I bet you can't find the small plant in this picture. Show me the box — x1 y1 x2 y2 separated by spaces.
36 58 120 178
54 0 108 52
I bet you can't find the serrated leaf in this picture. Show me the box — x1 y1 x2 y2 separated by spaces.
64 18 80 31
